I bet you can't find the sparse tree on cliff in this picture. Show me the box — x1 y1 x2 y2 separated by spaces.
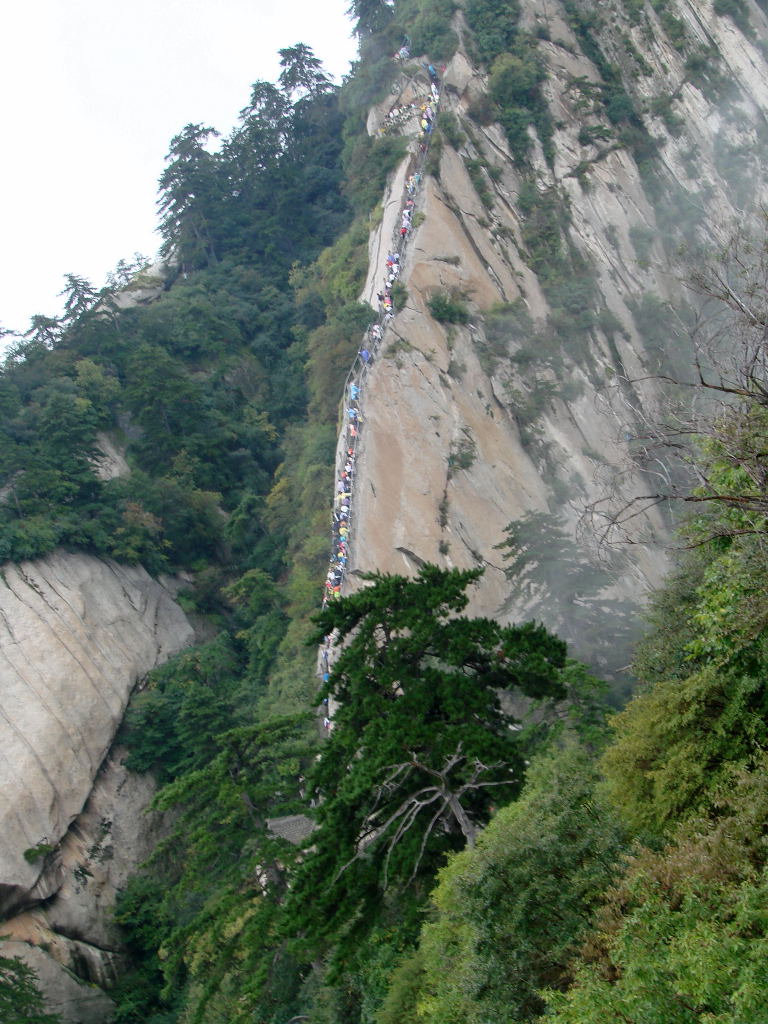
0 954 61 1024
346 0 394 37
229 81 291 168
59 273 99 324
157 123 221 268
585 221 768 549
278 43 333 101
23 314 61 350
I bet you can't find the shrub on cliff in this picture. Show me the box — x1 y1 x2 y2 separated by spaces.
428 290 471 323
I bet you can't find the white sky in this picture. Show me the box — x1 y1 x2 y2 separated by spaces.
0 0 358 334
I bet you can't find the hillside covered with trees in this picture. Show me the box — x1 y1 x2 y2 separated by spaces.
4 0 768 1021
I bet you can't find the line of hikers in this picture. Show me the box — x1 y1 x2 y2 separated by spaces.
317 59 442 729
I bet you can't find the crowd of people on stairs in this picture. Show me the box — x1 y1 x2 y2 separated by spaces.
316 56 442 730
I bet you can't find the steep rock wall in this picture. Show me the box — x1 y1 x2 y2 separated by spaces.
348 0 768 674
1 746 168 1022
0 550 194 1019
0 551 193 914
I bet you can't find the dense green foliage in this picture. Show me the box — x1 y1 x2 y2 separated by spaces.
601 656 768 833
398 745 626 1024
135 715 312 1024
112 711 316 1024
112 566 589 1023
285 565 567 962
0 74 349 571
121 634 248 783
545 764 768 1023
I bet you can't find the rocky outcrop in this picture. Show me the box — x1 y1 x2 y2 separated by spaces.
0 551 193 917
92 434 130 482
0 550 194 1019
1 746 168 1022
3 941 115 1024
110 260 169 311
349 0 768 674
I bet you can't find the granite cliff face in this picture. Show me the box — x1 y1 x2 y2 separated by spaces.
350 0 768 676
5 2 768 1019
0 552 193 1019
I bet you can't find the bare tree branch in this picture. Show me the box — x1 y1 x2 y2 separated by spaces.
333 745 516 888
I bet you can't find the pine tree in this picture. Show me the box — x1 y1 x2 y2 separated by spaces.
286 564 567 956
157 123 221 267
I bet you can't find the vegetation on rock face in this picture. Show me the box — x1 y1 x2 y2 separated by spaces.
0 956 61 1024
390 745 627 1024
5 1 768 1022
427 290 471 323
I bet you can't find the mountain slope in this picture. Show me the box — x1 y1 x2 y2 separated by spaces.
346 0 768 682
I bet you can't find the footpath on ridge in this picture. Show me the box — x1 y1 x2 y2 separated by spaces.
316 57 443 730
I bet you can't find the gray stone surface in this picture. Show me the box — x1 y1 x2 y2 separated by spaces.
0 551 194 916
267 814 317 846
353 3 768 632
3 942 116 1024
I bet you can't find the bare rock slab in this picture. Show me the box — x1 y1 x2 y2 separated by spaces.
0 551 194 916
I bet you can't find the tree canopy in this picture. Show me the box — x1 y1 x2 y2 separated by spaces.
388 745 626 1024
286 564 567 957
